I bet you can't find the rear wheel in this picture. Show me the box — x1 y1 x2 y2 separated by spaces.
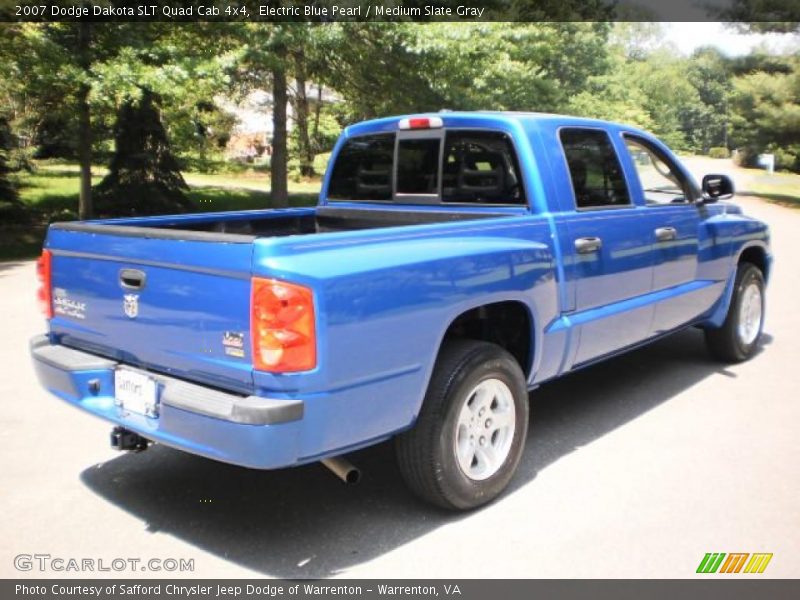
705 262 765 362
395 339 529 510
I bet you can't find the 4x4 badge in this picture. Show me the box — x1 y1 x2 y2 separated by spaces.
123 294 139 319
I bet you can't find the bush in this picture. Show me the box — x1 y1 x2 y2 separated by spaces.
770 145 800 172
733 144 800 172
733 147 753 167
708 147 730 159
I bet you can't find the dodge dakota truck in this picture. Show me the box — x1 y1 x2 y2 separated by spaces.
31 112 771 510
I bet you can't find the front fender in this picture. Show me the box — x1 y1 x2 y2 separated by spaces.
702 239 771 329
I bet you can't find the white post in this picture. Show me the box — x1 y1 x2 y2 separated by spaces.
757 153 775 174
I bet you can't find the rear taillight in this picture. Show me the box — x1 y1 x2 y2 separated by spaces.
251 278 316 373
36 249 53 319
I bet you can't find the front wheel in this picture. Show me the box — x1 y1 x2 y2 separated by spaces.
395 339 529 510
705 262 765 362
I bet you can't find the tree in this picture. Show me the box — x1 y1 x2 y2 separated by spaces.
89 23 240 165
76 19 92 219
93 89 190 216
2 22 237 217
729 55 800 171
568 27 734 153
291 47 315 178
271 41 289 206
718 1 800 31
317 23 610 121
4 22 151 219
0 115 19 208
685 47 733 152
230 23 297 207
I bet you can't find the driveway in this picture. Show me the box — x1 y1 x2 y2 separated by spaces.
1 167 798 578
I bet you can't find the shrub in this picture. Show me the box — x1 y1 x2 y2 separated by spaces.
708 147 730 159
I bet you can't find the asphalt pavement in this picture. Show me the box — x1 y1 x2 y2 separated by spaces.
1 162 798 578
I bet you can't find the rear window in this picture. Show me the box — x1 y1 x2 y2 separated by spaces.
397 138 440 196
327 130 525 205
442 131 524 204
327 133 394 201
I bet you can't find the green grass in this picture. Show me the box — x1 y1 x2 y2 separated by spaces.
738 183 800 208
184 172 321 196
187 186 318 212
19 161 321 212
1 161 322 261
18 168 103 218
734 168 800 208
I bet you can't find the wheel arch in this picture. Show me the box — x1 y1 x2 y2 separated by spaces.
737 242 771 283
704 241 770 329
435 298 538 381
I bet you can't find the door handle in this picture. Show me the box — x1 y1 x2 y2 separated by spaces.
119 268 146 290
655 227 678 242
575 237 602 254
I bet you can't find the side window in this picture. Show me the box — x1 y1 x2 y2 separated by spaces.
441 131 525 204
624 136 692 205
560 128 630 209
328 133 394 201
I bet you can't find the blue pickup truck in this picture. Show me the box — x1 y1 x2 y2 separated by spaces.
31 112 770 509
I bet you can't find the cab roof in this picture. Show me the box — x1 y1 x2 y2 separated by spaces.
344 111 648 138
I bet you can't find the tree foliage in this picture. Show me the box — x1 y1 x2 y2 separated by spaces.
730 55 800 170
94 89 190 216
2 19 800 224
717 0 800 31
0 115 19 208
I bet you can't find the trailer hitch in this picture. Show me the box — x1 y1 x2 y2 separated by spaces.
110 426 150 452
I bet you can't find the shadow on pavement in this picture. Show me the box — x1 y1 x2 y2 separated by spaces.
0 261 30 275
81 327 772 578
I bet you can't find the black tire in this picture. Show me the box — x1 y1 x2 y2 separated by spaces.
705 262 765 362
395 339 529 510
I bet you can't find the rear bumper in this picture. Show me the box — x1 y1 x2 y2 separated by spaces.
30 335 304 469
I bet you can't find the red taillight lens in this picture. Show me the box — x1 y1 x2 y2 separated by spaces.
251 278 316 372
36 249 53 319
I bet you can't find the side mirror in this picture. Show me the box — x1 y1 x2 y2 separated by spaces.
701 174 735 203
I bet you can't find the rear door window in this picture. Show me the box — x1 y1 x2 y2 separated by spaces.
559 128 631 209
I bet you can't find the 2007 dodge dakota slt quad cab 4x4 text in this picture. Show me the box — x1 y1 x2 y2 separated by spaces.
31 112 771 509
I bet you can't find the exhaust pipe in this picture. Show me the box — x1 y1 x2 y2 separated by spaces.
321 456 361 484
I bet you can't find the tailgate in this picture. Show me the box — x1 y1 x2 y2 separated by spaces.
46 225 255 394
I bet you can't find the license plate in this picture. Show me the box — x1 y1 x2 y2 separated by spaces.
115 368 159 418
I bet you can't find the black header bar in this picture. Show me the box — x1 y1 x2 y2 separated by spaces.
2 0 798 22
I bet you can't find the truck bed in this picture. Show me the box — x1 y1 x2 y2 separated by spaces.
43 205 517 396
51 206 506 240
